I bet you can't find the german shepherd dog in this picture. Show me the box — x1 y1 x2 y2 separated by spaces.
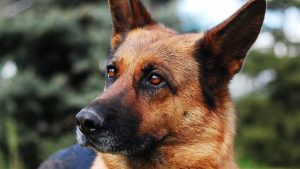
39 0 266 168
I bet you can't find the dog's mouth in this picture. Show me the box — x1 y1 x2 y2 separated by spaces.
76 127 115 152
76 126 156 155
76 127 92 147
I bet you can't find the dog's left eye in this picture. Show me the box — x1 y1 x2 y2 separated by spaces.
108 68 115 79
149 74 163 85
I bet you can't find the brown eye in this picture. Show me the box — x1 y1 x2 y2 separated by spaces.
108 68 115 78
150 74 162 85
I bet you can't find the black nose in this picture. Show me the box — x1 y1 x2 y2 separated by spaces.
76 107 105 134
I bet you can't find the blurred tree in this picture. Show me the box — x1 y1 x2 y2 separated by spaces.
0 0 180 169
235 0 300 167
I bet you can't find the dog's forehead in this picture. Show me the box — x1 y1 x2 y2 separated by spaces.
111 26 205 68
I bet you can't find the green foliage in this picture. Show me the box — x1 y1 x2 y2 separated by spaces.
236 31 300 167
267 0 300 10
0 0 180 169
0 2 111 169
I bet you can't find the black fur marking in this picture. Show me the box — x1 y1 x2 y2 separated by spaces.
112 11 127 34
129 1 143 30
158 64 178 95
124 135 173 168
193 42 216 111
125 149 161 168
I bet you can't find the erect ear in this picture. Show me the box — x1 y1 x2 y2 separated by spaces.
195 0 266 91
108 0 156 49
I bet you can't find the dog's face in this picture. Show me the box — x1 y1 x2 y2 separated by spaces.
76 0 266 157
77 27 205 154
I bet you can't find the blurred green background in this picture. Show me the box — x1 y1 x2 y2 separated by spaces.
0 0 299 168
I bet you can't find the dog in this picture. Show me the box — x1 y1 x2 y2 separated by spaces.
39 0 266 168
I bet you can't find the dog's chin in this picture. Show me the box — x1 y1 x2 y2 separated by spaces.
76 127 156 155
76 128 91 147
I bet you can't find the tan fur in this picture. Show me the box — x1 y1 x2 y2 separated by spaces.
86 0 266 168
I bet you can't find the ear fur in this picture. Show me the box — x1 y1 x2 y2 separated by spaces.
194 0 266 110
108 0 156 49
195 0 266 90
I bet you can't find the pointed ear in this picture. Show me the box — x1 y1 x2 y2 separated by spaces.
195 0 266 90
108 0 156 49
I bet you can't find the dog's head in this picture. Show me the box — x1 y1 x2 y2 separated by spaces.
76 0 266 157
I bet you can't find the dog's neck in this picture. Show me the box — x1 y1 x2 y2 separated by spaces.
97 141 237 169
